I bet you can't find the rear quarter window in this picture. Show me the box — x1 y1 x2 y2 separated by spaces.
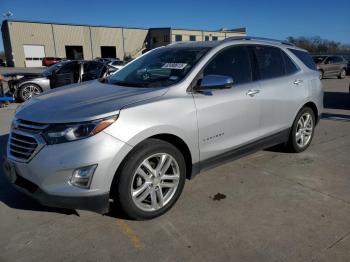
288 49 317 70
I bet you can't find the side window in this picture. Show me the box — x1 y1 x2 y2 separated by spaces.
58 62 79 74
325 56 333 64
203 46 252 84
281 51 299 75
84 61 103 73
333 56 343 63
288 48 317 70
253 46 285 80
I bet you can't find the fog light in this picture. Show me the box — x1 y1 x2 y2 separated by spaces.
70 164 97 188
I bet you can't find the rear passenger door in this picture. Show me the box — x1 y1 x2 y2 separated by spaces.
252 45 307 136
82 61 104 81
193 45 261 161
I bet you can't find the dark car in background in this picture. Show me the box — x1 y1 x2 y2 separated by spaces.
0 59 6 67
42 57 63 67
313 55 347 79
342 54 350 75
4 60 107 101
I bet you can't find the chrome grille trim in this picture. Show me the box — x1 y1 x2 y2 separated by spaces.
7 120 47 163
13 119 49 133
11 136 37 145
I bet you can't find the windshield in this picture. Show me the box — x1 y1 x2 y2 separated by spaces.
313 56 326 64
107 47 210 87
42 61 70 76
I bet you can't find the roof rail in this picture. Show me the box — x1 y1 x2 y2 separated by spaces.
222 36 294 46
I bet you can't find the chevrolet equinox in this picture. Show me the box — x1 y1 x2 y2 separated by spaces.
3 37 323 220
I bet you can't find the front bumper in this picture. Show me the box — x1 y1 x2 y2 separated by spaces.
3 163 110 213
4 131 132 213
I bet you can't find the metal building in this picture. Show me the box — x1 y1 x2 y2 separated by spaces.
1 20 246 67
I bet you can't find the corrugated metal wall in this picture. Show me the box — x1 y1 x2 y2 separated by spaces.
172 29 245 42
4 21 148 67
90 27 124 59
6 21 56 67
2 20 245 67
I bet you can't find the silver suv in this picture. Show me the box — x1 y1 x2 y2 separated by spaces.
3 37 323 220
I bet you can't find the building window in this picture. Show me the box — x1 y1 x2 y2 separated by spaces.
163 35 170 42
152 37 158 44
212 36 218 41
205 36 210 41
189 35 196 41
175 35 182 42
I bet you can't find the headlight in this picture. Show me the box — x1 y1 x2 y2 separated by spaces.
43 116 118 145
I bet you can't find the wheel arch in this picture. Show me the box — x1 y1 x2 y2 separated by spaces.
301 101 319 124
110 133 194 201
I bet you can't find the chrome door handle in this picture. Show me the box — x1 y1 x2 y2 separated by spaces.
293 79 303 85
246 89 260 97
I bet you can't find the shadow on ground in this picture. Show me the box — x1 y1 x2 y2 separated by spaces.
0 134 78 215
323 91 350 110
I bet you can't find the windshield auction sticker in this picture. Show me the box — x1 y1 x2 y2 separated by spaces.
161 63 187 69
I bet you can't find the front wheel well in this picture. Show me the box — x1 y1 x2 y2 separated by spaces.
109 133 194 206
149 134 193 180
303 102 319 124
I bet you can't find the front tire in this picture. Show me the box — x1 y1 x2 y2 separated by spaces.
17 83 42 102
287 107 315 153
115 139 186 220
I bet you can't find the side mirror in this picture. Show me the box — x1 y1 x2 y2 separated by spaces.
195 75 233 91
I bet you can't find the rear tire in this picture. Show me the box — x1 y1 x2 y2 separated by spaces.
17 83 42 102
338 68 346 79
286 107 315 153
114 138 186 220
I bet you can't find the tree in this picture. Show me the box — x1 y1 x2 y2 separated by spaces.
286 36 350 54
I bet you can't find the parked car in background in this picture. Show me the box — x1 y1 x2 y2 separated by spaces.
107 59 126 71
42 57 63 67
3 38 323 220
342 54 350 75
0 59 6 67
4 60 107 101
313 55 347 79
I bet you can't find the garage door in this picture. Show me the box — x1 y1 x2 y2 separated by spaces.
23 45 45 67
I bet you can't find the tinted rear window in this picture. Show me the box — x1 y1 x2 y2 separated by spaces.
288 49 317 70
253 46 285 80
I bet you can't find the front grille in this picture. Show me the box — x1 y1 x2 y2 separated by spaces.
8 119 48 161
9 133 38 160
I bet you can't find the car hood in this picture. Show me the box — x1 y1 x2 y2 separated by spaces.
15 80 168 123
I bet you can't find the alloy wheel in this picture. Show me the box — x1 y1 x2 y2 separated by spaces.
131 153 180 212
295 112 313 148
22 85 41 100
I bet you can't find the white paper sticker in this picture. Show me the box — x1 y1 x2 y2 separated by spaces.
161 63 187 70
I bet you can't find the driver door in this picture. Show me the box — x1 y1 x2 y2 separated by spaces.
50 61 79 88
193 45 261 162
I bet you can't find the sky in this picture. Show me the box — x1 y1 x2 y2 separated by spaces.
0 0 349 51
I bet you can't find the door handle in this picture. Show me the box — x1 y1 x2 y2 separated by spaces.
293 79 303 85
246 89 260 97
